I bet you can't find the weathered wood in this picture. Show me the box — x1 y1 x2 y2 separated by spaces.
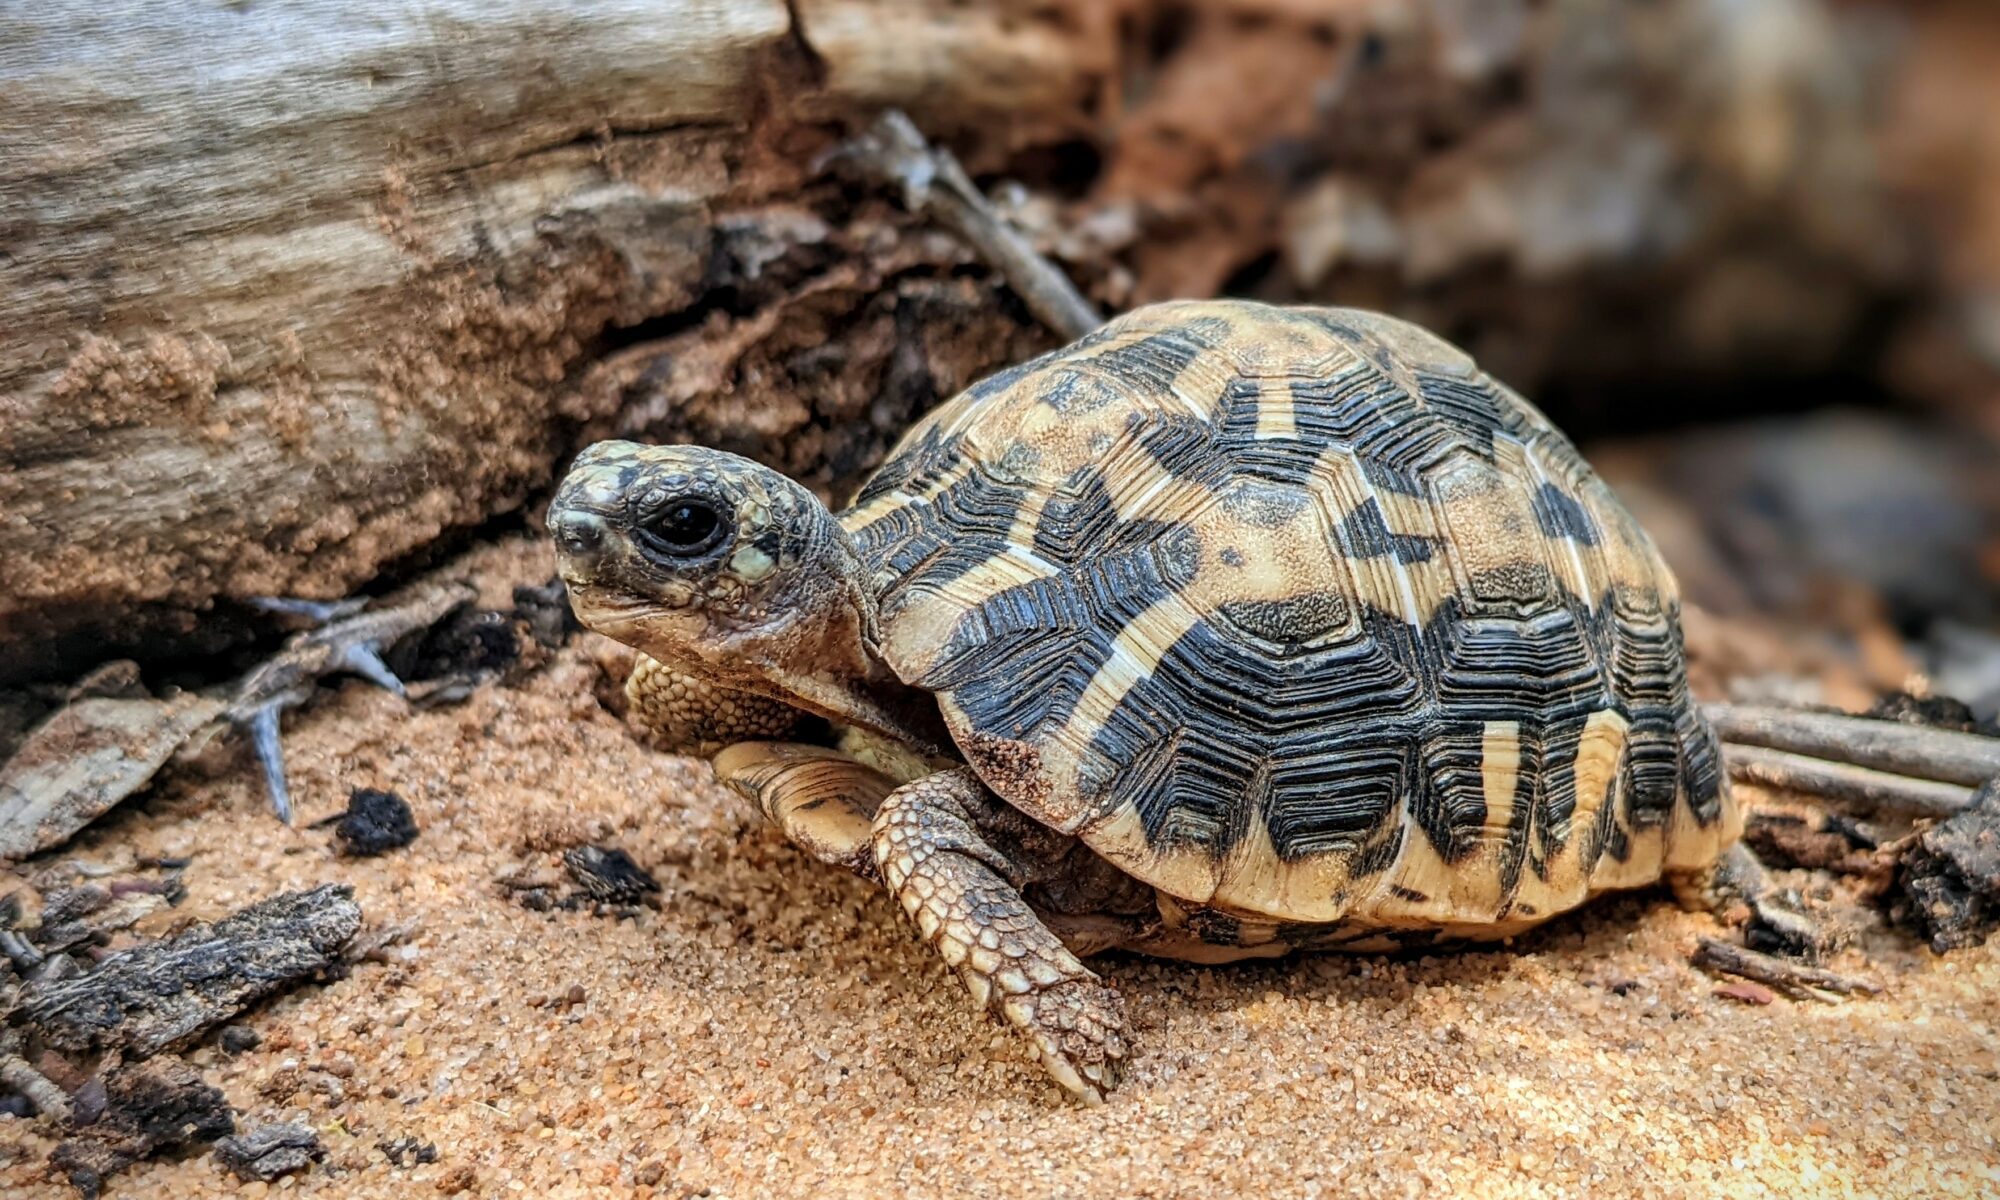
0 1 1102 678
1710 703 2000 789
0 693 224 861
825 111 1104 341
3 0 1969 690
14 884 362 1057
1723 744 1976 818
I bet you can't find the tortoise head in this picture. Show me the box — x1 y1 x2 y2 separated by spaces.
549 441 946 752
550 441 837 642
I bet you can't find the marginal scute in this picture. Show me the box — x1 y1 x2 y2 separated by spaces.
840 299 1734 934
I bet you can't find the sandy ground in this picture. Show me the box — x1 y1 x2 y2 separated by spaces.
2 540 1997 1200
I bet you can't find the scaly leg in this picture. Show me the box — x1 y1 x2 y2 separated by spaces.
712 742 894 877
625 653 801 755
871 768 1128 1104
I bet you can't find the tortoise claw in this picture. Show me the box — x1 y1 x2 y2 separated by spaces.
1001 975 1128 1105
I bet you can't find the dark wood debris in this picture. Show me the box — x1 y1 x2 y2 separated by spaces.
562 846 662 906
49 1060 235 1199
511 577 584 651
15 884 361 1058
378 1135 440 1168
821 110 1103 343
501 845 664 914
387 575 579 706
332 787 419 856
1744 809 1883 876
213 1121 324 1181
28 876 184 958
1893 778 2000 952
1867 691 2000 736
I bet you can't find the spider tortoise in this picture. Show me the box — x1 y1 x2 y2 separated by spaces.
550 299 1806 1104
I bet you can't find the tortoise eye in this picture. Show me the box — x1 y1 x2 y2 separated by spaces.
638 495 729 558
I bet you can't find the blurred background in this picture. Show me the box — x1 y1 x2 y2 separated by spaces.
3 0 1998 716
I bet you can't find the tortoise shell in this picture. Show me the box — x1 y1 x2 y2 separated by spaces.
839 300 1738 933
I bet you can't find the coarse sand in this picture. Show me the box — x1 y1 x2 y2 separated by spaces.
2 538 1996 1199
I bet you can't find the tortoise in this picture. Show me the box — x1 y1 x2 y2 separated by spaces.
549 299 1797 1104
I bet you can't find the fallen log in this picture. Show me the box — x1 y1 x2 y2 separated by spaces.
3 0 1970 687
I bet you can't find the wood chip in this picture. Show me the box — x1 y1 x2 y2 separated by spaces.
214 1121 324 1181
1713 981 1777 1005
0 694 224 862
15 885 361 1058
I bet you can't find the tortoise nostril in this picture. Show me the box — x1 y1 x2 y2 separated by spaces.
552 510 607 560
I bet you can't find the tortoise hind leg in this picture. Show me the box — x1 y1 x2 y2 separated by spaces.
871 768 1129 1104
1670 842 1831 959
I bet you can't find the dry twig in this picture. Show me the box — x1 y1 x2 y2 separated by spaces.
822 110 1103 341
1710 703 2000 789
1690 936 1882 1002
1721 744 1975 818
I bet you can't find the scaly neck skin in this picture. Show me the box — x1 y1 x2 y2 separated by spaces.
732 571 952 758
617 525 952 759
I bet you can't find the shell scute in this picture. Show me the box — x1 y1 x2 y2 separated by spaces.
842 299 1736 928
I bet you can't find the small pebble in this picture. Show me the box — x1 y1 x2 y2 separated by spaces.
436 1164 477 1194
220 1025 262 1054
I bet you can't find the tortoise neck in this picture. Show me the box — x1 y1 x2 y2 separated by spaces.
725 519 952 757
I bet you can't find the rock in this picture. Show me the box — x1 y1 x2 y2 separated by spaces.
218 1025 262 1055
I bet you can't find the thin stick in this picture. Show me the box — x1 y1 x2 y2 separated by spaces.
821 110 1104 341
0 1055 71 1123
1691 937 1881 1001
1722 744 1974 817
1707 703 2000 789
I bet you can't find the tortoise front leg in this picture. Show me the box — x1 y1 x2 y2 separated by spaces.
871 769 1129 1104
625 653 802 755
712 742 894 877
